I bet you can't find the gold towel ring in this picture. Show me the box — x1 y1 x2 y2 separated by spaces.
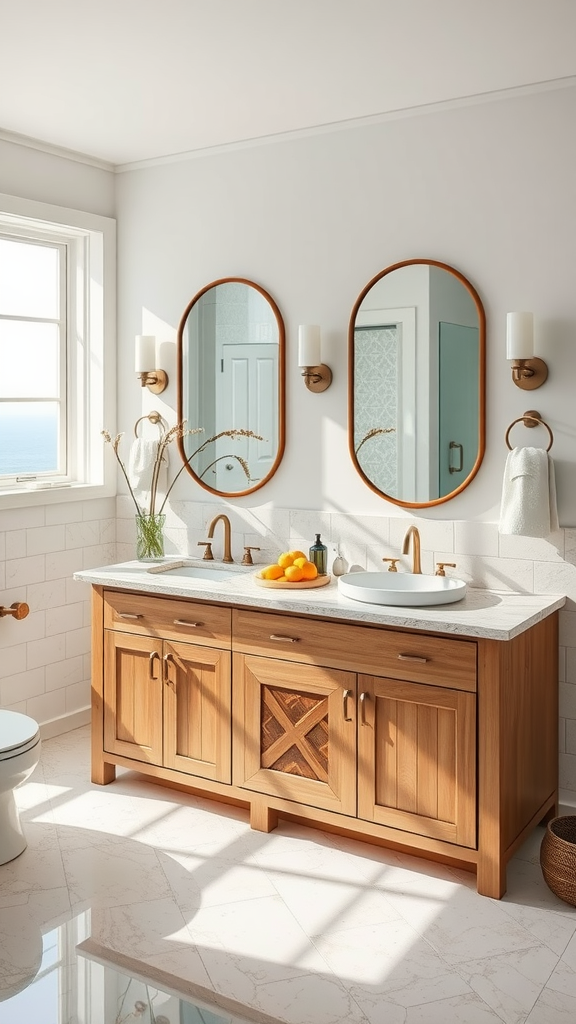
505 409 553 452
134 411 166 438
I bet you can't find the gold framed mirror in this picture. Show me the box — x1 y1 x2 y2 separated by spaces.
177 277 286 497
349 259 486 508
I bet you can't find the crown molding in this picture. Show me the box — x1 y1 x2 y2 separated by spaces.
117 74 576 173
0 127 114 172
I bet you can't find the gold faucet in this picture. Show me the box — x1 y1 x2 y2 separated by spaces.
402 525 421 574
198 514 234 563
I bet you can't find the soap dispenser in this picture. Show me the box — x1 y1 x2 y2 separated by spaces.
309 534 328 575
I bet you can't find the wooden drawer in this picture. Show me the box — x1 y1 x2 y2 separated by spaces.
232 608 476 692
104 590 231 648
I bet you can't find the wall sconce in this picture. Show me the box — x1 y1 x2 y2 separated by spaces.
506 312 548 390
135 335 168 394
298 325 332 393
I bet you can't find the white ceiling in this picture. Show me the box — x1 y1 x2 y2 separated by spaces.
1 0 575 167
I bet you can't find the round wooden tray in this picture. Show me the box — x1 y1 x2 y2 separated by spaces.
253 573 332 590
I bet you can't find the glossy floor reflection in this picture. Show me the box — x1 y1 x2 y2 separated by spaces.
1 725 576 1024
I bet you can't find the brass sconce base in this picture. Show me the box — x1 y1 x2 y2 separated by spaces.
511 357 548 390
138 370 169 394
302 364 332 393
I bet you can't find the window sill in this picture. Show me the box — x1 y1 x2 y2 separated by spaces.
0 481 116 510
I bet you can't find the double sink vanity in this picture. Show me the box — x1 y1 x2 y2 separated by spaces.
75 555 564 900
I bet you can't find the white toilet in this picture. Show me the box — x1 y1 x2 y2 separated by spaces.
0 711 41 865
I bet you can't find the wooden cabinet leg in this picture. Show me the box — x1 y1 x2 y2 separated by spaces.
477 851 506 899
250 800 278 833
92 760 116 785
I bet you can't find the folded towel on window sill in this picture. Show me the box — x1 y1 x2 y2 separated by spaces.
498 446 559 538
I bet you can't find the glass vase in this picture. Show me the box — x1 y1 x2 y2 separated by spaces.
135 513 165 561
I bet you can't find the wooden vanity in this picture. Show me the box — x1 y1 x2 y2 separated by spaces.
81 566 563 900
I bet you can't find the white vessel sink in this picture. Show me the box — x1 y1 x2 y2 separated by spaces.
338 571 467 607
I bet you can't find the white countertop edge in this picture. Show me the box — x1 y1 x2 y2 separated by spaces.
74 561 566 642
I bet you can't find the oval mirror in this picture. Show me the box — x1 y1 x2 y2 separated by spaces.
349 259 485 508
177 278 285 497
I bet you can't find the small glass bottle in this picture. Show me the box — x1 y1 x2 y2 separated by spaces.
309 533 327 575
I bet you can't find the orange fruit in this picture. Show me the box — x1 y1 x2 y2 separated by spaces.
262 564 284 580
293 556 307 569
276 575 288 582
300 560 318 580
288 550 306 561
284 565 304 582
277 552 295 569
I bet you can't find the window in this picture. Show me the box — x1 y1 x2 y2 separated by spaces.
0 193 116 507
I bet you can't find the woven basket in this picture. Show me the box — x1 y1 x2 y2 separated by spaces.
540 816 576 907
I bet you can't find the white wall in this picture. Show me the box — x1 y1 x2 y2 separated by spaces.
115 83 576 795
0 141 115 734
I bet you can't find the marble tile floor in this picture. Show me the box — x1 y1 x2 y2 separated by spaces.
2 725 576 1024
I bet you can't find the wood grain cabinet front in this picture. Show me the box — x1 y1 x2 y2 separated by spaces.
102 591 232 784
90 586 559 899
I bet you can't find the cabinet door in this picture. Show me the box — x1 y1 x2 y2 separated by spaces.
163 640 232 783
104 631 163 764
357 675 476 847
233 653 356 815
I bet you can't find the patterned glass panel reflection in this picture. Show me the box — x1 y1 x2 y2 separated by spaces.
354 325 398 495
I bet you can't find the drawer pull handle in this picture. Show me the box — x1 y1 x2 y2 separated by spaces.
343 688 353 721
149 651 161 679
269 634 300 643
359 691 368 725
397 653 429 663
173 619 202 627
118 612 142 620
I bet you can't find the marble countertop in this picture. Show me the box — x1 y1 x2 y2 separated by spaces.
74 559 566 641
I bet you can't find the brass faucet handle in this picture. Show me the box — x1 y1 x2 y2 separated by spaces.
197 541 214 561
435 562 456 577
382 558 400 572
241 546 260 566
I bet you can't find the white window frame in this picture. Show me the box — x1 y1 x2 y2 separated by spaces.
0 192 116 509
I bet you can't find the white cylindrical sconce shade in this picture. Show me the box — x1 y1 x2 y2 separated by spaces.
135 335 156 372
298 325 321 367
506 313 534 360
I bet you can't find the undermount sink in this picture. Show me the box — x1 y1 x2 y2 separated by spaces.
338 571 467 607
145 560 247 582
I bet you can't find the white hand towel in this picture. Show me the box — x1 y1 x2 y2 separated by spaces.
128 439 168 509
499 446 558 538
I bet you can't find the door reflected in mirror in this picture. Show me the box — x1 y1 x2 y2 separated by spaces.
177 278 285 497
349 259 485 508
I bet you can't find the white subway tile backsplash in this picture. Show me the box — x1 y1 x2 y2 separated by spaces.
27 524 66 555
0 533 5 560
559 646 567 683
45 500 85 525
27 634 66 670
0 667 45 705
560 752 576 791
566 720 576 755
6 530 27 559
83 497 116 520
0 645 28 682
6 554 45 587
45 656 84 692
27 689 67 725
65 626 91 660
560 683 576 720
0 507 44 531
45 548 83 581
65 678 90 714
27 578 68 611
559 610 576 648
46 602 84 637
65 520 101 549
566 648 576 685
498 531 565 562
454 521 499 557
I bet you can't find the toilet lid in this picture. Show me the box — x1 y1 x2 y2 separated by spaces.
0 711 40 760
